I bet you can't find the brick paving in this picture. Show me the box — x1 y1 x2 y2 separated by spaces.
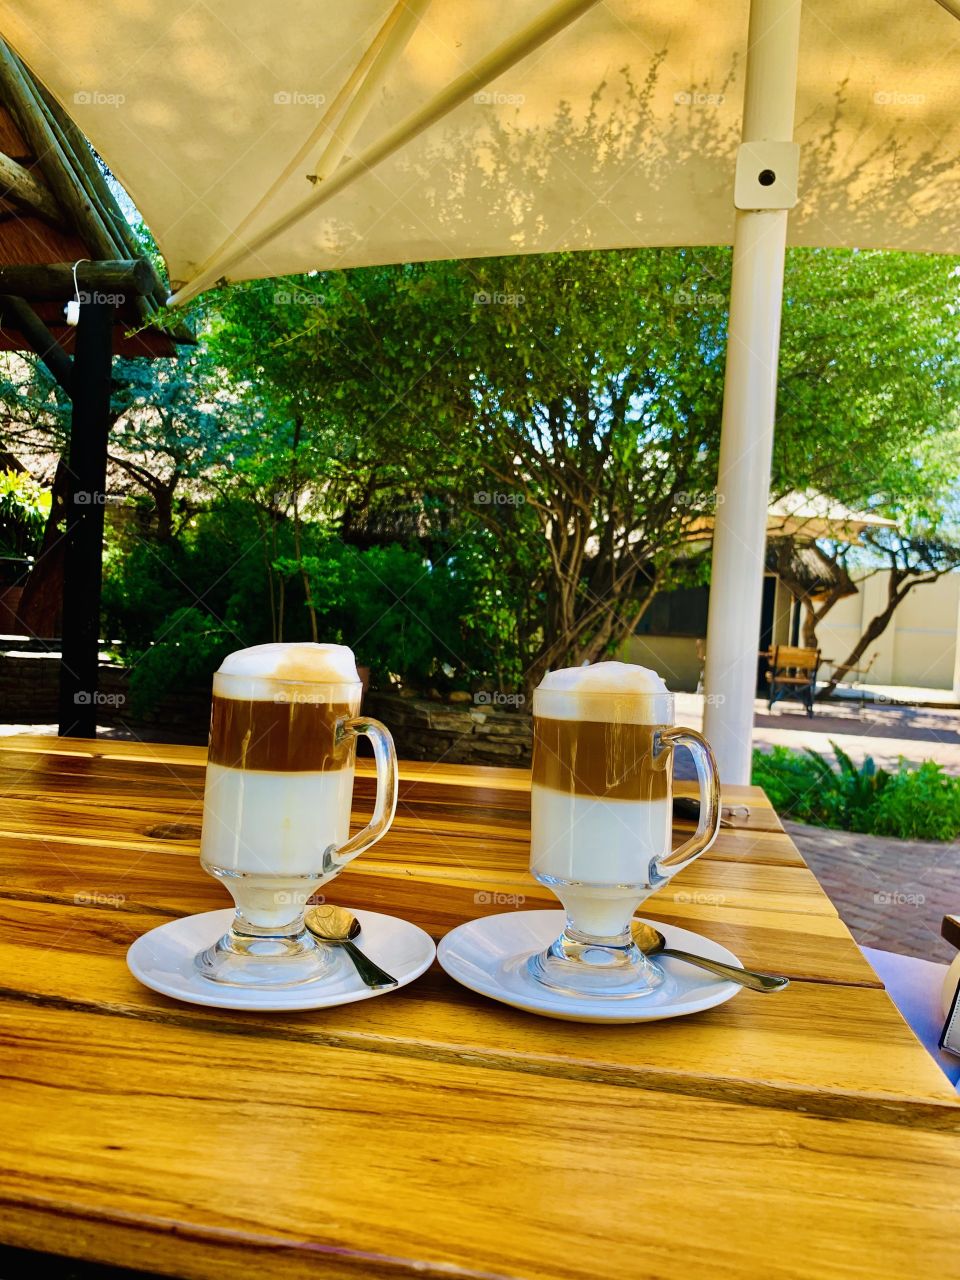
787 822 959 963
744 699 960 965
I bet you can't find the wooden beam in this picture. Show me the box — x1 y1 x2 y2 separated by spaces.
0 294 73 394
0 44 120 258
58 301 114 738
0 150 61 223
0 258 154 301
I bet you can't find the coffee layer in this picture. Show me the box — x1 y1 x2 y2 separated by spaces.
208 696 357 773
532 717 670 800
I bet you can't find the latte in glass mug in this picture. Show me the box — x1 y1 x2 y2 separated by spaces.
197 642 397 987
529 661 720 998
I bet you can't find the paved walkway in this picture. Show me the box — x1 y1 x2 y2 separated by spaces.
672 694 960 963
788 821 959 963
675 693 960 773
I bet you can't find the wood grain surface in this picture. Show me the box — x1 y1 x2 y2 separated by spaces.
0 734 957 1280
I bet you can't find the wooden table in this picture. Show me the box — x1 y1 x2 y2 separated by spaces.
0 734 958 1279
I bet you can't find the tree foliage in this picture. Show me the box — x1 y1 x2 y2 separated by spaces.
209 243 960 690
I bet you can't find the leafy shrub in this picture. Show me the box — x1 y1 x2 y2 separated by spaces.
867 760 960 841
297 538 513 688
127 606 234 715
0 469 49 558
105 495 526 711
102 500 281 650
751 743 960 841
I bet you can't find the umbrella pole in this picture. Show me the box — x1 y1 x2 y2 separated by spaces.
703 0 802 783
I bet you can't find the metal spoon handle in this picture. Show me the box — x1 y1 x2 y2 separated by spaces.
340 938 399 989
660 947 789 993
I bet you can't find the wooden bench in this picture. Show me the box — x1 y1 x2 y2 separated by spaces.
764 643 820 716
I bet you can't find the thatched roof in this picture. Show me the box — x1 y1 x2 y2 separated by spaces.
767 539 856 600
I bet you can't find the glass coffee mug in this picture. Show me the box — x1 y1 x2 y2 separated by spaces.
195 643 397 987
528 668 720 998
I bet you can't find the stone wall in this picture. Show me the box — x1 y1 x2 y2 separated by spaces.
364 691 532 766
0 650 210 740
0 652 533 762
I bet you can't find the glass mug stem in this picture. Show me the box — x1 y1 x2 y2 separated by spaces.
196 710 398 987
529 721 721 1000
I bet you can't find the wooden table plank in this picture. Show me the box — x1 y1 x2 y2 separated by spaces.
0 831 879 987
0 897 949 1108
2 1001 959 1280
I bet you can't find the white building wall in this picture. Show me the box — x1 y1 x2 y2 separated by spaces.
816 569 960 689
623 569 960 693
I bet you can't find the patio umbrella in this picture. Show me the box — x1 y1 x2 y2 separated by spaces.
683 491 898 545
1 0 957 777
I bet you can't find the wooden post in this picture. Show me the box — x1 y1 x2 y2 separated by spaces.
58 301 114 737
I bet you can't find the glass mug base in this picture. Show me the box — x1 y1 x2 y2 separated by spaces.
196 866 333 988
527 925 665 1000
195 916 335 988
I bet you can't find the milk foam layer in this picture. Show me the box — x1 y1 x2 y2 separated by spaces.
216 642 360 702
534 661 671 724
200 762 353 926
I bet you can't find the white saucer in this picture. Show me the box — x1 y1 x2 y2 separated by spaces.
437 910 742 1023
127 908 436 1011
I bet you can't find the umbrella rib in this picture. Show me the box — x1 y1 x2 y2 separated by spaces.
307 0 435 186
167 0 604 306
167 0 430 305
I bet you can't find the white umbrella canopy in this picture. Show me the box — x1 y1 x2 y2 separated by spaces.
0 0 958 298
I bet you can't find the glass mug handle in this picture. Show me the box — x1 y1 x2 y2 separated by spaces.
325 716 398 872
655 727 721 874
